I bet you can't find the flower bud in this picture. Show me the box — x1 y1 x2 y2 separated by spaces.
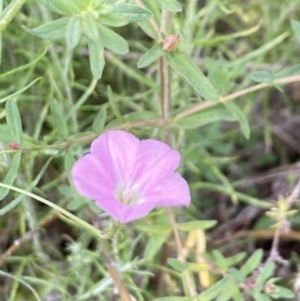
163 34 180 52
10 142 20 150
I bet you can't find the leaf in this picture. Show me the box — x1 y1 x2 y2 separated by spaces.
98 24 129 55
228 268 245 283
240 249 263 277
156 0 182 12
226 252 246 266
27 18 69 40
112 3 153 22
123 111 159 122
5 100 23 144
0 157 53 215
274 64 300 78
50 99 68 138
99 14 128 27
144 233 169 260
205 58 230 95
250 70 273 84
107 86 125 121
39 0 86 15
0 78 42 104
92 109 107 135
166 51 219 101
177 220 217 231
0 153 21 200
167 258 189 272
212 250 228 272
82 12 99 41
66 16 82 49
256 262 275 290
198 277 231 301
153 297 195 301
224 102 250 139
274 286 295 299
87 38 105 79
135 224 172 234
144 233 169 261
174 105 237 129
291 20 300 41
138 43 164 68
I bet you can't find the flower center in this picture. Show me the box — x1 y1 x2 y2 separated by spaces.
116 184 142 206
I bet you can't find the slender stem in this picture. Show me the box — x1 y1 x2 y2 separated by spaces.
175 74 300 120
135 0 163 41
160 7 196 298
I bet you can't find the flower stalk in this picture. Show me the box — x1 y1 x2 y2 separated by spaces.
159 7 196 299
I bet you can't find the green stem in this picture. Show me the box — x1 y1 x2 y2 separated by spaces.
0 0 27 33
0 183 111 246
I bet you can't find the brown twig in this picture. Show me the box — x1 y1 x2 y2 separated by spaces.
102 248 133 301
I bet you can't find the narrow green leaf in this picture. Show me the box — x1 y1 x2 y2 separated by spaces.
153 297 194 301
5 100 22 144
0 157 53 215
156 0 182 12
112 3 153 22
216 283 233 301
144 233 169 260
0 153 21 200
224 102 250 139
0 0 27 33
198 276 231 301
226 252 246 266
82 12 99 41
256 262 275 289
168 258 189 272
38 0 64 14
240 249 263 277
92 109 107 135
228 268 245 283
124 111 159 122
0 78 42 104
98 24 129 55
135 224 172 234
64 150 75 174
138 43 164 68
177 220 216 231
50 99 68 138
274 286 295 299
250 70 273 84
66 16 82 49
212 250 228 272
27 18 69 40
291 20 300 41
87 38 105 79
274 64 300 78
107 86 125 121
99 14 128 27
166 51 219 101
205 58 229 95
174 105 236 129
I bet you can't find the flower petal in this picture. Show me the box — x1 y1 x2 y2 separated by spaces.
143 173 191 207
95 197 156 223
134 139 180 191
91 130 140 184
72 154 114 199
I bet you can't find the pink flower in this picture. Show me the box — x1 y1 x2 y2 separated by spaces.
71 130 190 223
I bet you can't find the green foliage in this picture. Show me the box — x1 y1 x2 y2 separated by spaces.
0 0 299 300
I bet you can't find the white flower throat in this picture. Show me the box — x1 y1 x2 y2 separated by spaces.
116 184 142 205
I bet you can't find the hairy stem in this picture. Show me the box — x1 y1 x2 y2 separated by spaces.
160 7 196 298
